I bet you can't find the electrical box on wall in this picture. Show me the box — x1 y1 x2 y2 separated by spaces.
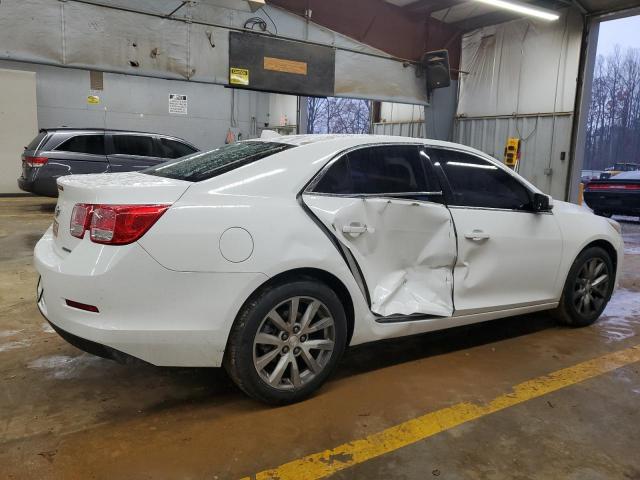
504 137 520 169
228 32 335 97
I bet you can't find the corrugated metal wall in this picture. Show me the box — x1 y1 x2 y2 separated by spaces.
454 113 573 199
372 121 424 138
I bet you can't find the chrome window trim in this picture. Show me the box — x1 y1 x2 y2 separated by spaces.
447 205 554 215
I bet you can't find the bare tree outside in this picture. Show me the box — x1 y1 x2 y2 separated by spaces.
585 45 640 170
307 97 371 134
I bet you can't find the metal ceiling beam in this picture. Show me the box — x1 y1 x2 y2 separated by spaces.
267 0 463 68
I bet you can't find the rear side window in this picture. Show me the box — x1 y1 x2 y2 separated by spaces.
312 145 431 195
158 138 197 159
55 135 105 155
112 135 155 157
26 132 48 151
432 149 532 210
144 141 293 182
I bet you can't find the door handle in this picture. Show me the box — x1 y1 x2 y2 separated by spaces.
342 222 368 237
464 230 490 241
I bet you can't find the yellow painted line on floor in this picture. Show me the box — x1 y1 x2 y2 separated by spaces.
244 344 640 480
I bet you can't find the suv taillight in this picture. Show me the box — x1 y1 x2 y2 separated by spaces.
23 155 48 167
69 204 169 245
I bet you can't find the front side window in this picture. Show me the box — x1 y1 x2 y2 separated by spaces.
144 141 293 182
112 135 155 157
312 145 431 195
158 138 197 159
55 135 105 155
432 149 532 210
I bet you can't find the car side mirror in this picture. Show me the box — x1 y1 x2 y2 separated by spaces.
532 193 552 212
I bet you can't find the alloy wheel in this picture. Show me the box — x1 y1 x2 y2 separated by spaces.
573 257 610 317
252 296 335 390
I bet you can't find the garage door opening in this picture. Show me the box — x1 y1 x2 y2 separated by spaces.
307 97 372 134
582 14 640 182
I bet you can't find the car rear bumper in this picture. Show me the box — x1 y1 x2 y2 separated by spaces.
34 228 268 367
584 192 640 215
18 175 58 197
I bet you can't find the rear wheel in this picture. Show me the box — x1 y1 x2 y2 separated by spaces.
224 280 347 404
553 247 614 327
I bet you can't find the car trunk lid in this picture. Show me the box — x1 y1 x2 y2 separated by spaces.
52 172 191 254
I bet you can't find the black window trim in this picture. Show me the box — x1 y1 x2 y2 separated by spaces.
305 142 444 201
426 145 552 215
156 135 199 159
52 133 106 156
157 135 198 153
107 133 160 159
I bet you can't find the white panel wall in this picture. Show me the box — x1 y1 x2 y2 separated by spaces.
0 60 270 154
0 69 38 194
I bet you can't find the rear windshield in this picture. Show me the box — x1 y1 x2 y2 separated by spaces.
26 132 47 151
143 141 293 182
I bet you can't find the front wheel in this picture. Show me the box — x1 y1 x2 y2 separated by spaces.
224 280 347 404
553 246 614 327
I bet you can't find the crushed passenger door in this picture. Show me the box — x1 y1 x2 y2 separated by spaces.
302 194 456 317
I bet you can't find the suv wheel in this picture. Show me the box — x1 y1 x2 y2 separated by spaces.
553 247 614 327
224 280 347 404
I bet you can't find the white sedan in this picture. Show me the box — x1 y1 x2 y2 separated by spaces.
35 135 623 404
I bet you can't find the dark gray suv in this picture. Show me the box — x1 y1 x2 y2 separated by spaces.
18 128 199 197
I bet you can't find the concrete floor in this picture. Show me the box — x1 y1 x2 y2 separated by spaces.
1 195 639 480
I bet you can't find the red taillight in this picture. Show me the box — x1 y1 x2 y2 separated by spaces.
587 183 640 191
69 204 169 244
70 204 94 239
22 155 48 167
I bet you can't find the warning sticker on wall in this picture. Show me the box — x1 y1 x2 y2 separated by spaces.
87 95 100 105
230 68 249 86
169 94 188 115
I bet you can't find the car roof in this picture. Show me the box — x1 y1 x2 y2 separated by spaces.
256 133 491 158
38 128 198 148
42 127 165 135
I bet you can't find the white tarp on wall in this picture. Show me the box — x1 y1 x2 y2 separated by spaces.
457 9 582 117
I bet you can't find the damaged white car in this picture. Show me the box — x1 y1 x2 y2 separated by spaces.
35 135 623 404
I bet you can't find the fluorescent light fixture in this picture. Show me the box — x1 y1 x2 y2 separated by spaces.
475 0 560 21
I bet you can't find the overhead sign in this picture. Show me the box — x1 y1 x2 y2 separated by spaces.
228 32 335 97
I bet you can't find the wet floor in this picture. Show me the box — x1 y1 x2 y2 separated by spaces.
0 196 639 479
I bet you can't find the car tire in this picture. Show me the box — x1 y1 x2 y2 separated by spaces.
553 246 614 327
224 279 347 404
